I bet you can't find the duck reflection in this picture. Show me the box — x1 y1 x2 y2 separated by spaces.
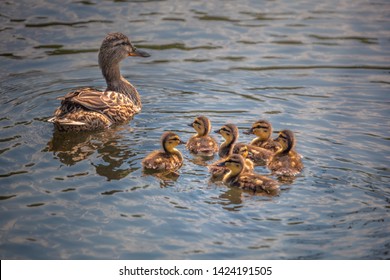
44 126 137 180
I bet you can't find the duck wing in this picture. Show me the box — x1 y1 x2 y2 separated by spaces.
60 88 133 112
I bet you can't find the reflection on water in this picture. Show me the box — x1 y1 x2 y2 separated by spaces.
0 0 390 259
44 127 137 180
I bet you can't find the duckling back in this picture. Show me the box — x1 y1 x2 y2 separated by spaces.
186 136 218 156
142 132 185 173
142 150 183 172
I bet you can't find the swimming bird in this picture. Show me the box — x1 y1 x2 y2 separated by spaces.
268 129 303 177
243 119 281 152
215 123 273 165
186 115 218 156
218 154 279 194
214 123 239 158
142 132 185 173
208 143 254 180
48 32 150 131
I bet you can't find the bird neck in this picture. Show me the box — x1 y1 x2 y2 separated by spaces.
223 167 242 185
219 137 235 158
101 63 141 107
163 146 183 161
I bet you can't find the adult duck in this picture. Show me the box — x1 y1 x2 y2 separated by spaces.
49 32 150 131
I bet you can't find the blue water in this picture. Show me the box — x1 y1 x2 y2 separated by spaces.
0 0 389 259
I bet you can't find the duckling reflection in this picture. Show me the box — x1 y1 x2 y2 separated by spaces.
186 115 218 157
44 127 136 180
268 129 303 178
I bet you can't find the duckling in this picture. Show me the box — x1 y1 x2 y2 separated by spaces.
218 154 279 194
268 129 303 177
231 143 254 171
214 123 239 158
48 32 150 131
142 132 185 173
208 143 254 180
186 115 218 156
243 120 281 152
215 123 272 165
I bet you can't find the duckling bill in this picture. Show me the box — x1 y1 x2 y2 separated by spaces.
49 32 150 132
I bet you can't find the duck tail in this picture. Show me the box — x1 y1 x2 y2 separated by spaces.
47 117 86 126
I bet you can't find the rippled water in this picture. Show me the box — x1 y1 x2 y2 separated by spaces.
0 0 389 259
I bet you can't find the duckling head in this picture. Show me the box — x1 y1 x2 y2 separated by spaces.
217 154 245 175
232 143 249 158
188 115 211 137
214 123 239 144
161 132 186 153
98 32 150 71
244 120 272 140
274 129 295 154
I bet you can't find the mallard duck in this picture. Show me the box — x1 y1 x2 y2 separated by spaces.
214 123 239 158
48 32 150 131
268 129 303 176
217 154 279 194
244 119 281 152
186 115 218 156
142 132 185 173
208 143 254 180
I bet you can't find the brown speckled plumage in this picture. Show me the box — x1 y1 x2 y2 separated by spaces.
219 154 279 194
214 123 239 158
244 120 281 153
48 32 150 131
209 143 254 181
268 130 303 177
186 116 218 156
142 132 185 173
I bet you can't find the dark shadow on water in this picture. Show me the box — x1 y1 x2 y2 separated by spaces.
43 126 137 180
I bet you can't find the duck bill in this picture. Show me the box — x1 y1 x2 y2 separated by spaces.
216 161 226 167
187 123 194 127
214 129 221 134
128 48 150 57
243 128 253 135
179 140 186 145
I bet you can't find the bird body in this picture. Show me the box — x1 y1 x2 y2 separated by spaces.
49 32 150 131
219 154 279 194
268 130 303 177
142 132 185 173
186 116 218 156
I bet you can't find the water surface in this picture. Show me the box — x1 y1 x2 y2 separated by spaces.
0 0 389 259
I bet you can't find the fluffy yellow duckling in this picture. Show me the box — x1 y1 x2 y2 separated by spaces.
218 154 279 194
49 32 150 131
268 130 303 177
142 132 185 173
214 123 239 158
208 143 254 180
186 115 218 156
244 119 281 152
